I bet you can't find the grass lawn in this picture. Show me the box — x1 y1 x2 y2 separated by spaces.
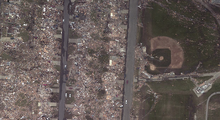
200 80 220 101
142 1 220 73
18 30 30 42
147 94 196 120
142 80 196 120
133 76 220 120
193 76 213 84
15 93 28 107
208 108 220 120
147 79 195 94
1 28 7 37
196 79 220 120
132 85 154 118
65 91 75 104
152 49 171 67
54 65 60 72
68 44 75 55
0 53 14 61
66 78 76 86
207 95 220 120
69 29 80 39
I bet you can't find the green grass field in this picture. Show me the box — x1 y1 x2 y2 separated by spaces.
141 79 220 120
141 80 196 120
142 0 220 73
193 76 213 84
152 49 171 67
147 79 195 94
207 95 220 120
65 91 75 104
147 94 195 120
18 30 30 42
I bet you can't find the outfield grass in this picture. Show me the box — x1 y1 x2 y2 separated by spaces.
142 1 219 73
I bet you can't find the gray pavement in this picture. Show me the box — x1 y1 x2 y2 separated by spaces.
122 0 138 120
58 0 70 120
205 92 220 120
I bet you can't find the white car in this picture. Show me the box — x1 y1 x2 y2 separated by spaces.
125 100 128 104
64 65 67 68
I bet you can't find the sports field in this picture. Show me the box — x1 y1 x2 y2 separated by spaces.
140 0 220 73
148 94 195 120
140 80 196 120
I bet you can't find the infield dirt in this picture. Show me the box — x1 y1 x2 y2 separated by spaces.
150 36 184 69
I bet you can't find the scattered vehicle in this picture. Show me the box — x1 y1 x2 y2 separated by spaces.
64 65 67 68
125 100 128 104
120 105 123 108
126 80 128 84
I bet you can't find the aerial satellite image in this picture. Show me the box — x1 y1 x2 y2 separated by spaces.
0 0 220 120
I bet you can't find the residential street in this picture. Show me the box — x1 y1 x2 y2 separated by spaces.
58 0 70 119
122 0 138 120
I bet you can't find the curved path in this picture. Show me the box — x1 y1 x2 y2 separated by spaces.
205 92 220 120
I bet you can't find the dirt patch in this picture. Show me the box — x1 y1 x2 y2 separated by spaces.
150 36 184 69
150 63 156 71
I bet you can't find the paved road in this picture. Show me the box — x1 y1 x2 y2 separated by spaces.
122 0 138 120
205 92 220 120
58 0 70 120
